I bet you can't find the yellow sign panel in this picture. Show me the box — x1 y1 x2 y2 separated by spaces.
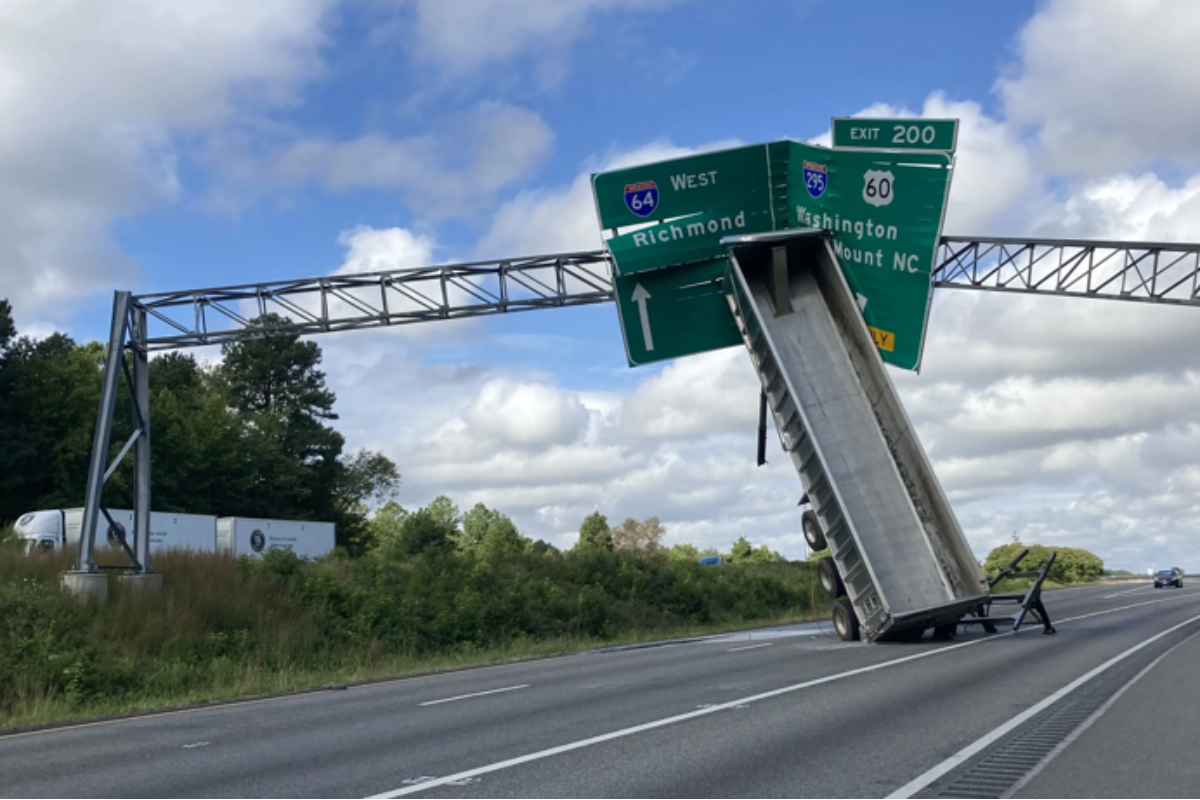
869 326 896 353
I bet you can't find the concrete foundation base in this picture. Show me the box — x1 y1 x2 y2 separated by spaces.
118 572 163 594
62 571 108 603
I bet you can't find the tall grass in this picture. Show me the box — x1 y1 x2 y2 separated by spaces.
0 546 827 730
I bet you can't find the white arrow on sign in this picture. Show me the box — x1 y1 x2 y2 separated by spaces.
631 283 654 351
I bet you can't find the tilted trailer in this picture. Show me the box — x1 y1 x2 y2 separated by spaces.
722 230 1056 642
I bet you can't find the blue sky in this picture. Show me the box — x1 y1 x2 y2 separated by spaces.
108 0 1038 391
5 0 1200 569
111 1 1032 299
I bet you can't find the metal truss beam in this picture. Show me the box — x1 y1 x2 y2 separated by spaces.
134 237 1200 352
933 237 1200 307
136 251 615 351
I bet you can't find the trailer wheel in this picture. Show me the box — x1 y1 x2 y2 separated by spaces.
818 556 845 598
801 510 826 552
932 623 957 641
832 598 860 642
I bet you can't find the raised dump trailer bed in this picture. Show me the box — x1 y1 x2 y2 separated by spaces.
722 230 992 642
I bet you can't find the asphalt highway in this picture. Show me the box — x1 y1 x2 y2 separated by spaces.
2 583 1199 798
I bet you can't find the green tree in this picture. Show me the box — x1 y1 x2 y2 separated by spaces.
426 496 461 536
747 544 787 564
612 517 666 554
218 315 343 518
368 501 409 547
334 449 401 554
459 503 528 559
217 316 397 548
728 535 754 563
383 507 457 557
460 502 502 553
574 511 612 553
0 300 14 349
477 515 529 559
669 543 700 562
0 328 104 520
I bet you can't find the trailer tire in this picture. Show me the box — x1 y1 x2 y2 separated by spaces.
818 556 845 598
801 510 826 552
832 598 860 642
932 623 957 641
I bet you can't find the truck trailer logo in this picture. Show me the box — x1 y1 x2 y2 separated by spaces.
623 181 659 217
250 529 266 553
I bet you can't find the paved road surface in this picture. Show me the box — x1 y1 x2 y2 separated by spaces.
2 583 1198 798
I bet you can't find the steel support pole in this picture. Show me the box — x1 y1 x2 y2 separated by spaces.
131 304 152 573
76 291 132 573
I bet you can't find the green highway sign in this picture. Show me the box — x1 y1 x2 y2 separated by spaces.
590 121 958 371
592 143 787 276
613 258 742 367
788 142 954 370
831 118 958 153
604 206 776 277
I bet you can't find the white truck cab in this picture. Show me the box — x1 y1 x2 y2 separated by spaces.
13 510 68 552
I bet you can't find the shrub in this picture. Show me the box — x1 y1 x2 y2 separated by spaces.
0 538 824 728
983 543 1104 585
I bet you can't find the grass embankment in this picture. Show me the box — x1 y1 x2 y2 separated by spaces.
0 545 829 731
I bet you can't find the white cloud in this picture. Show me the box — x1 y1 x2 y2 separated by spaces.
461 378 590 449
335 225 437 276
0 0 335 326
1033 172 1200 240
617 349 758 440
266 101 555 218
406 0 677 85
1000 0 1200 174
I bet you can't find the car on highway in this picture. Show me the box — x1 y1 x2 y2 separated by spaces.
1153 568 1184 588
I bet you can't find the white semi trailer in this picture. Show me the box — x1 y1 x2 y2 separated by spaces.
216 517 335 560
14 509 336 560
13 508 217 554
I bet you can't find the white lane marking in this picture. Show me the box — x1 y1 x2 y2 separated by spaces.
368 640 1004 798
1101 585 1151 599
417 685 529 707
181 741 210 749
727 643 774 653
1003 626 1200 799
1056 589 1200 624
884 613 1200 799
365 590 1200 799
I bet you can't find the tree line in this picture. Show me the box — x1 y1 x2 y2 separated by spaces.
365 498 787 564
